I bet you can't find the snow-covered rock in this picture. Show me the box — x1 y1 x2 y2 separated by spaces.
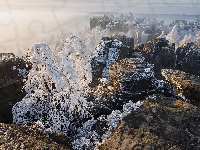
135 38 176 79
90 35 135 86
175 42 200 76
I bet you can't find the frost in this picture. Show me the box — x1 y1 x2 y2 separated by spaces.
90 13 169 45
166 20 200 47
158 31 167 39
17 68 27 77
166 25 181 47
72 100 143 150
12 35 93 135
180 34 193 46
11 66 16 70
107 110 122 129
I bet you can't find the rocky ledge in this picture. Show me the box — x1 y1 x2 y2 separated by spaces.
99 95 200 150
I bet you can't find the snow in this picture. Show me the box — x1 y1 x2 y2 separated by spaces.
9 13 200 149
12 35 92 135
72 100 143 150
166 20 200 47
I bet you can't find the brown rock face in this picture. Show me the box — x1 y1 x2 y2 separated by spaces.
161 69 200 107
109 57 154 93
99 95 200 150
0 123 72 149
0 54 31 123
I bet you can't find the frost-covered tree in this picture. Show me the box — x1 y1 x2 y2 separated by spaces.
158 31 167 39
194 30 200 46
179 34 193 46
141 31 148 44
166 25 181 47
12 35 93 135
80 26 110 55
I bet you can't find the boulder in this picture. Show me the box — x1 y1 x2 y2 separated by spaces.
89 58 175 119
109 57 154 93
90 36 135 86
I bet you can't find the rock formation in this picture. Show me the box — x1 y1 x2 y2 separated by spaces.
135 38 176 79
175 42 200 76
1 14 200 149
0 123 72 149
99 95 200 150
162 69 200 107
90 56 175 120
0 54 31 123
90 14 166 44
90 35 134 86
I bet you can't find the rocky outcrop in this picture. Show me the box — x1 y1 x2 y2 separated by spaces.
90 36 134 86
0 54 31 123
89 57 175 119
0 123 72 149
108 56 175 99
161 69 200 107
135 38 176 79
175 42 200 76
109 57 154 93
99 95 200 150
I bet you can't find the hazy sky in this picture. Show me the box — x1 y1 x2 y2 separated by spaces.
0 0 200 54
1 0 200 14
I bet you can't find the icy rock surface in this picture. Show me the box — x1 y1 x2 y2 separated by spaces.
90 35 135 86
135 38 176 79
175 42 200 76
12 35 92 135
161 69 200 106
71 100 143 150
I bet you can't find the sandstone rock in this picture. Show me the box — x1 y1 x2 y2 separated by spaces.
89 58 175 119
161 69 200 107
99 95 200 150
109 57 154 92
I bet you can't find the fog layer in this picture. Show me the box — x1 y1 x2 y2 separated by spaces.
0 0 200 54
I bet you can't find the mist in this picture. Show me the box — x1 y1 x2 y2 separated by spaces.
0 0 200 54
